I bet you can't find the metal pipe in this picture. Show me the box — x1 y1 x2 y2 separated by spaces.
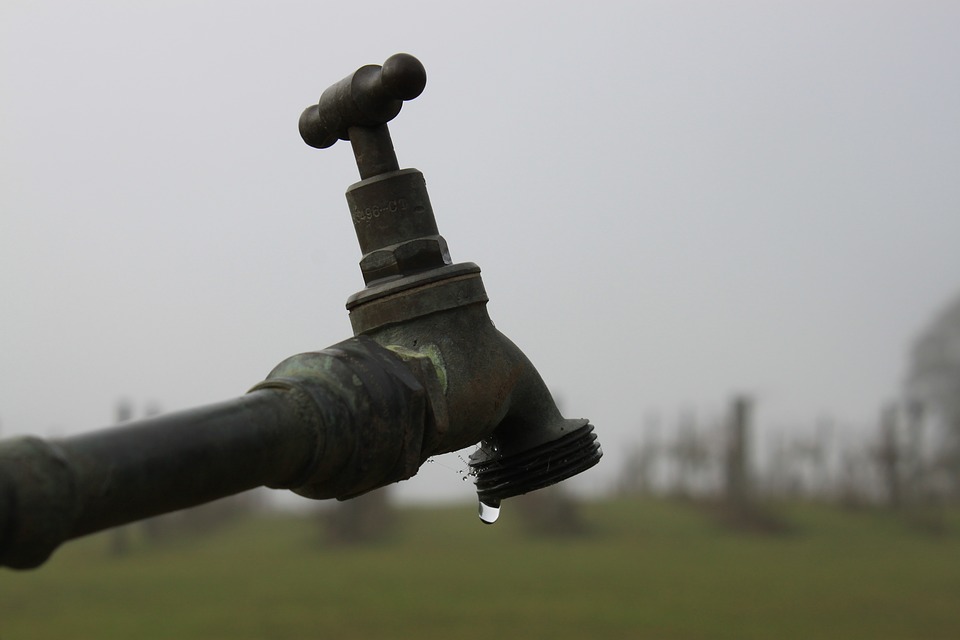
0 389 307 568
0 336 440 569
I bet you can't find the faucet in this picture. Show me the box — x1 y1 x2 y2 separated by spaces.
0 54 601 570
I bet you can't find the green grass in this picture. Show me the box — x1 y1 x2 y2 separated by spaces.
2 499 959 639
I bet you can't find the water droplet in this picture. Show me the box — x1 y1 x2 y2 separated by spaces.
478 498 501 525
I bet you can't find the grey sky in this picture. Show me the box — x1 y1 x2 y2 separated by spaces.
2 1 959 503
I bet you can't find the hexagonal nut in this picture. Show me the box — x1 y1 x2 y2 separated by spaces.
394 236 451 273
359 247 401 283
360 235 451 284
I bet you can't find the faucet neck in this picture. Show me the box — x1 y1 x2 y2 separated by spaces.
343 155 486 335
346 168 454 287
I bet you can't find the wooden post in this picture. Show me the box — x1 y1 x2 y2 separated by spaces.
725 395 752 508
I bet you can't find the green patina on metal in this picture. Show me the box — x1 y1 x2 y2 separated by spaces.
387 343 447 393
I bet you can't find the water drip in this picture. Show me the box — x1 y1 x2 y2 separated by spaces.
478 498 501 525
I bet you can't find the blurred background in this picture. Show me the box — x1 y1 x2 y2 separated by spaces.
2 1 959 637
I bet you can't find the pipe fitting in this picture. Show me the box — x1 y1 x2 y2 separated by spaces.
0 438 76 569
252 336 448 500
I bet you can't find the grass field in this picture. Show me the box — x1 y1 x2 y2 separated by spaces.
1 498 958 639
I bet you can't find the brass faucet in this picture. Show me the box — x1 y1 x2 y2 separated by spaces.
0 54 601 570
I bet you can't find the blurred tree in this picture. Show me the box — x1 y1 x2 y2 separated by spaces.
724 396 753 509
618 413 664 496
618 440 660 496
837 447 877 509
790 434 829 499
871 404 903 509
764 425 833 502
715 396 790 533
764 435 803 499
906 290 960 499
670 411 712 498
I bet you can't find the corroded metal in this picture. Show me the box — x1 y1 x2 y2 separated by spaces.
0 53 601 571
0 337 441 569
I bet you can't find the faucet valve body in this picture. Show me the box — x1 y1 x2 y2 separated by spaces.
301 53 602 507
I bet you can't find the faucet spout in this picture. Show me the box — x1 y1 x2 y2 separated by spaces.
466 341 602 505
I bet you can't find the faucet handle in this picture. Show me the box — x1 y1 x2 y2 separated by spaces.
299 53 426 151
300 53 450 286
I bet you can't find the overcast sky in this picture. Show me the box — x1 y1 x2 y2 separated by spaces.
2 1 958 503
